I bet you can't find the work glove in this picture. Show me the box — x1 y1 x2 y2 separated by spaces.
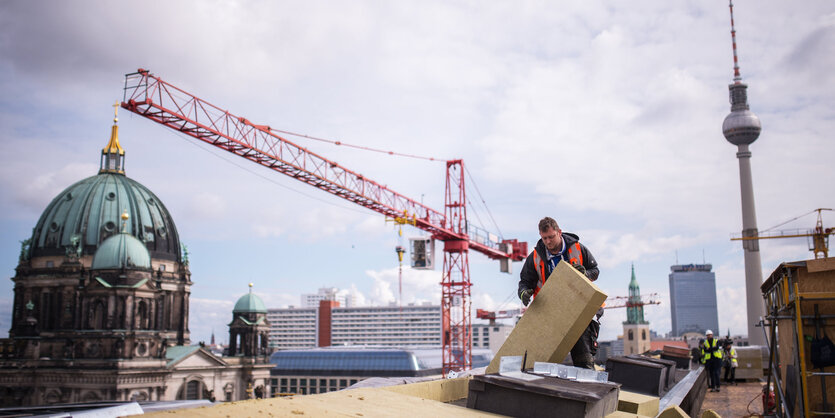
572 263 587 277
520 289 533 307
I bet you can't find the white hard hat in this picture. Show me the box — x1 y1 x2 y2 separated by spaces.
705 329 714 335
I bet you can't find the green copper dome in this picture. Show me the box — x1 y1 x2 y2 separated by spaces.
234 292 267 314
91 232 152 270
28 172 181 262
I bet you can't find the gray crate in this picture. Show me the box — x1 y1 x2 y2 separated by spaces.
606 356 667 396
627 354 678 389
467 374 620 418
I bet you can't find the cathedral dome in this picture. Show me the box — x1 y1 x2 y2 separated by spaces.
91 231 152 270
234 291 267 314
26 107 181 264
28 173 181 262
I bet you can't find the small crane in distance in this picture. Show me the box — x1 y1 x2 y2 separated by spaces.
731 208 834 259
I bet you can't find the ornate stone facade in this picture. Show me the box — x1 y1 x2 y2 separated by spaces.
0 110 271 407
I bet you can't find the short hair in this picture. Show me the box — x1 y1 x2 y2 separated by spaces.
538 217 560 232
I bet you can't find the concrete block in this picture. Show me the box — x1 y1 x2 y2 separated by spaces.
734 346 764 380
617 390 659 416
701 410 721 418
486 260 607 374
658 404 691 418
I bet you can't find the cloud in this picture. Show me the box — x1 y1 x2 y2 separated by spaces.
188 297 235 345
1 162 97 214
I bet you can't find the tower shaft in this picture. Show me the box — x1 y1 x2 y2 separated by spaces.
737 144 765 345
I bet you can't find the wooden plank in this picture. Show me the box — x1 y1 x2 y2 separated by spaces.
805 257 835 273
486 261 607 373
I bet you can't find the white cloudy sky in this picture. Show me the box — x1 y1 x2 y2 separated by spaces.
1 1 833 345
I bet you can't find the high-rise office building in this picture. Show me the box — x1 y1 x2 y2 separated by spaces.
668 264 719 336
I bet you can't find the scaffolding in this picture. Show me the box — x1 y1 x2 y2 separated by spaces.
761 259 835 417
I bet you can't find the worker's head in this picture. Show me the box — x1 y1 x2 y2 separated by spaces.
538 217 562 253
706 330 714 338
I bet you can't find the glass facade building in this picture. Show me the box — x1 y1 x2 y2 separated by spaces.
668 264 720 336
268 347 493 395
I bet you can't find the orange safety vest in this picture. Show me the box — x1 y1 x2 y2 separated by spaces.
531 242 583 297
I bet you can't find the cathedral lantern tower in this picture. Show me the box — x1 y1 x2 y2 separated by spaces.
228 284 270 359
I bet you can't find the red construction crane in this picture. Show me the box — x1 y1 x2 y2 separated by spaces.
120 68 527 375
603 293 661 310
475 308 524 325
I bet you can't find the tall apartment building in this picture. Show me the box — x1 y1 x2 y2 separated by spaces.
267 307 318 350
331 305 441 346
267 302 442 349
471 323 513 355
301 287 355 308
668 264 720 336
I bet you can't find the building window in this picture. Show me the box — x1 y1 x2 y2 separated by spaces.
184 380 203 400
642 330 647 340
628 330 634 341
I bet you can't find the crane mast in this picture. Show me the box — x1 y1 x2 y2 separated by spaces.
121 68 527 375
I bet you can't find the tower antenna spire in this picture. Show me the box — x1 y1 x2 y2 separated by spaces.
729 0 742 83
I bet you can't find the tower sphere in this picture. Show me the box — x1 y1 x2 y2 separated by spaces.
722 108 761 146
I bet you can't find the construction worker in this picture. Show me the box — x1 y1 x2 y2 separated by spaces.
518 217 600 369
702 330 723 392
722 341 738 384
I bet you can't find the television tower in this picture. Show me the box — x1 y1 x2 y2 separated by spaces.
722 0 765 346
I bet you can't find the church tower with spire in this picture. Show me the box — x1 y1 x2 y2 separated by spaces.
622 264 651 355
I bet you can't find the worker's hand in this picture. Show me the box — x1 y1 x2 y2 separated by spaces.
572 263 587 277
520 289 533 307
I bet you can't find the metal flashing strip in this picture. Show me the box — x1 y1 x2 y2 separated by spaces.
658 366 704 412
532 361 609 383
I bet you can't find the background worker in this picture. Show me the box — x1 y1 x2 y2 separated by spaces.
703 330 723 392
518 217 600 369
722 340 738 384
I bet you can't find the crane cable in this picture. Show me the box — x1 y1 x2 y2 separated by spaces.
149 120 373 217
760 209 821 233
274 126 507 241
464 165 504 239
270 128 444 162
